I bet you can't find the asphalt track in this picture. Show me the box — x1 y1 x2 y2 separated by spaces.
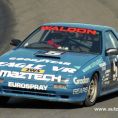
0 0 118 118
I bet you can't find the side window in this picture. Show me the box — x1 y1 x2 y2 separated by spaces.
105 31 118 49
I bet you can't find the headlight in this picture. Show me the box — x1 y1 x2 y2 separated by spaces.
54 84 67 89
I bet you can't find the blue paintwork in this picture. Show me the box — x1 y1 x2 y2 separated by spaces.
0 23 118 103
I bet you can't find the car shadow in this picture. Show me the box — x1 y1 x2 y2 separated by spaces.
0 99 82 109
97 91 118 103
0 91 117 109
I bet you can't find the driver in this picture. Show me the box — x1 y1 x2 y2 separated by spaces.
47 39 60 48
47 32 68 49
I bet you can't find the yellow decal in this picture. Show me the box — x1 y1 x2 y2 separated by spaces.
21 68 45 74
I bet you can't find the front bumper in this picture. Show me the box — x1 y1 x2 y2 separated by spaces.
0 85 87 103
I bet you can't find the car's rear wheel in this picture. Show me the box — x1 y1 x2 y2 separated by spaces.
0 96 10 105
84 73 98 106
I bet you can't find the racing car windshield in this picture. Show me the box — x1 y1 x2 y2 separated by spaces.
22 26 102 54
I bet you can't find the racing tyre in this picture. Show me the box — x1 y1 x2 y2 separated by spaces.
84 73 98 106
0 96 10 105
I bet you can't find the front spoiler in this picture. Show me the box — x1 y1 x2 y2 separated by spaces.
0 88 86 103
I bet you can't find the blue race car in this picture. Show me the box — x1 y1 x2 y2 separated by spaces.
0 23 118 106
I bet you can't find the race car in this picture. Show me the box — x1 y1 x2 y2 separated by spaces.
0 23 118 106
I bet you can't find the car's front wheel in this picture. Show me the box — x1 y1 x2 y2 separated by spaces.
0 96 10 105
84 73 99 106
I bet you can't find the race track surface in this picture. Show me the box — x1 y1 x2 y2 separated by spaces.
0 0 118 118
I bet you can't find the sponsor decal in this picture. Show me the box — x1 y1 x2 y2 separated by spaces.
105 73 110 77
99 62 106 71
0 62 45 69
112 58 118 81
73 87 88 94
103 77 109 81
52 66 77 73
0 70 62 82
8 82 48 90
21 68 45 74
105 69 110 74
9 57 71 66
41 26 97 35
103 81 110 85
0 62 76 74
102 69 110 85
74 66 81 69
44 51 63 56
82 58 103 72
73 76 89 85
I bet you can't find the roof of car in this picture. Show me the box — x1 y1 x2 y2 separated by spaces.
43 22 114 31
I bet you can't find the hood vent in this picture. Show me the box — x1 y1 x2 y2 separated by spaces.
34 53 61 59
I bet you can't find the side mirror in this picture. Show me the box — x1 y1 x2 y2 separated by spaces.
10 39 22 46
106 48 118 56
